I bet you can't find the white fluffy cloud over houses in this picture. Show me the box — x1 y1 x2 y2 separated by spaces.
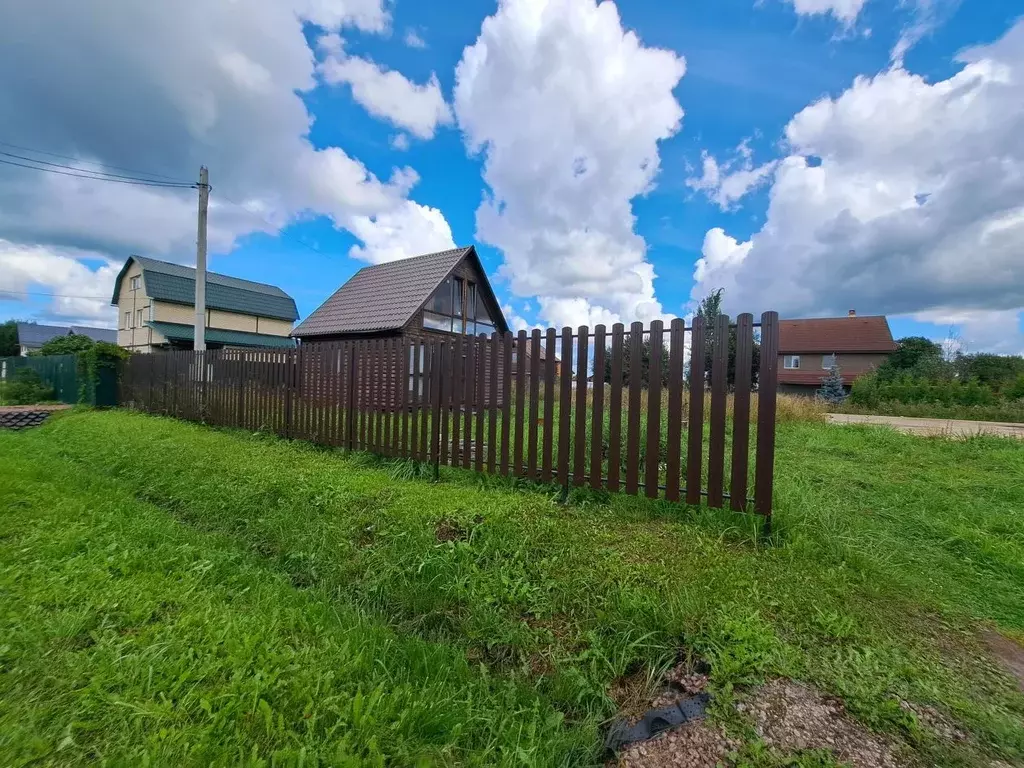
0 0 455 324
454 0 686 331
689 20 1024 351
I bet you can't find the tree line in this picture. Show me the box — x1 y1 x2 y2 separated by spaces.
600 289 760 390
851 336 1024 407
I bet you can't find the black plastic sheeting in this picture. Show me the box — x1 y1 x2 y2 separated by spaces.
605 693 711 753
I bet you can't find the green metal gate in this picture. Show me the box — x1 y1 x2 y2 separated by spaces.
1 355 81 405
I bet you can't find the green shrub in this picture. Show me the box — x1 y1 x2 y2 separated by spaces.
849 373 879 407
0 367 55 405
31 333 96 357
76 341 129 405
872 375 999 408
30 334 128 405
1006 375 1024 401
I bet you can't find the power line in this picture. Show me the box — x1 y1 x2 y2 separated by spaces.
0 157 197 188
0 140 328 258
0 288 109 301
0 150 195 186
0 140 328 266
0 140 191 183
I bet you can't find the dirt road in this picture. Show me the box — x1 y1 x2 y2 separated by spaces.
827 413 1024 438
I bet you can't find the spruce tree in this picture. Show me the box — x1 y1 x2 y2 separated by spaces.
818 364 847 404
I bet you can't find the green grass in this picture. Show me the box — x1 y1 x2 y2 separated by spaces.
2 411 1023 766
163 384 824 505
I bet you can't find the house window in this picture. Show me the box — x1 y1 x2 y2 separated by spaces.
784 355 801 369
470 284 497 337
423 313 452 332
408 343 427 395
822 354 837 369
124 311 131 329
136 308 145 327
451 278 465 334
422 275 496 336
130 275 141 291
423 276 454 332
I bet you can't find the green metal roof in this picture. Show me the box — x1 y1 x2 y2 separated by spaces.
147 321 296 349
111 256 299 322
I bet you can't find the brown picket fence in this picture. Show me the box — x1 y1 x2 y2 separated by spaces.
120 313 780 523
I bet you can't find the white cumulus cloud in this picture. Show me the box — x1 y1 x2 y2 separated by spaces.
785 0 868 24
347 202 456 264
688 19 1024 349
907 308 1024 356
320 34 453 140
686 141 778 210
404 29 427 49
0 0 453 321
0 240 119 325
454 0 685 330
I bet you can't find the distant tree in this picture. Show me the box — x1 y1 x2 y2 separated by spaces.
888 336 943 369
603 333 669 388
954 353 1024 391
695 289 724 385
877 336 946 381
0 320 18 357
817 365 847 404
941 325 965 363
1006 374 1024 401
34 333 95 356
694 288 760 389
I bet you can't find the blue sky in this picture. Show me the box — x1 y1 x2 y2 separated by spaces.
1 0 1023 352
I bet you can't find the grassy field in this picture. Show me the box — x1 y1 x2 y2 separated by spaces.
1 410 1023 766
136 379 828 503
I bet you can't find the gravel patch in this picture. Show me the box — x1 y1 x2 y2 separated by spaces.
899 699 969 744
609 661 737 768
613 721 738 768
738 679 900 768
609 661 710 725
608 667 961 767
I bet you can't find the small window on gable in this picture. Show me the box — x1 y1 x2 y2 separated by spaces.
130 275 141 291
472 285 497 337
784 355 800 369
426 277 453 315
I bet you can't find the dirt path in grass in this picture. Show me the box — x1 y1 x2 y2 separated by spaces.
827 413 1024 438
983 630 1024 691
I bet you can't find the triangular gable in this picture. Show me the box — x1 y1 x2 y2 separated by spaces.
292 246 508 337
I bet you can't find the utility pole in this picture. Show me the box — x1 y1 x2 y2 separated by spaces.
194 165 209 352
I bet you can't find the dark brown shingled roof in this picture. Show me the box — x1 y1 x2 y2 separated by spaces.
293 247 493 337
779 315 897 354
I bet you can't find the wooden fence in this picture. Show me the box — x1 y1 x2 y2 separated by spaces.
120 313 780 521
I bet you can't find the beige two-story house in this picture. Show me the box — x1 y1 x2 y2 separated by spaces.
111 256 298 352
